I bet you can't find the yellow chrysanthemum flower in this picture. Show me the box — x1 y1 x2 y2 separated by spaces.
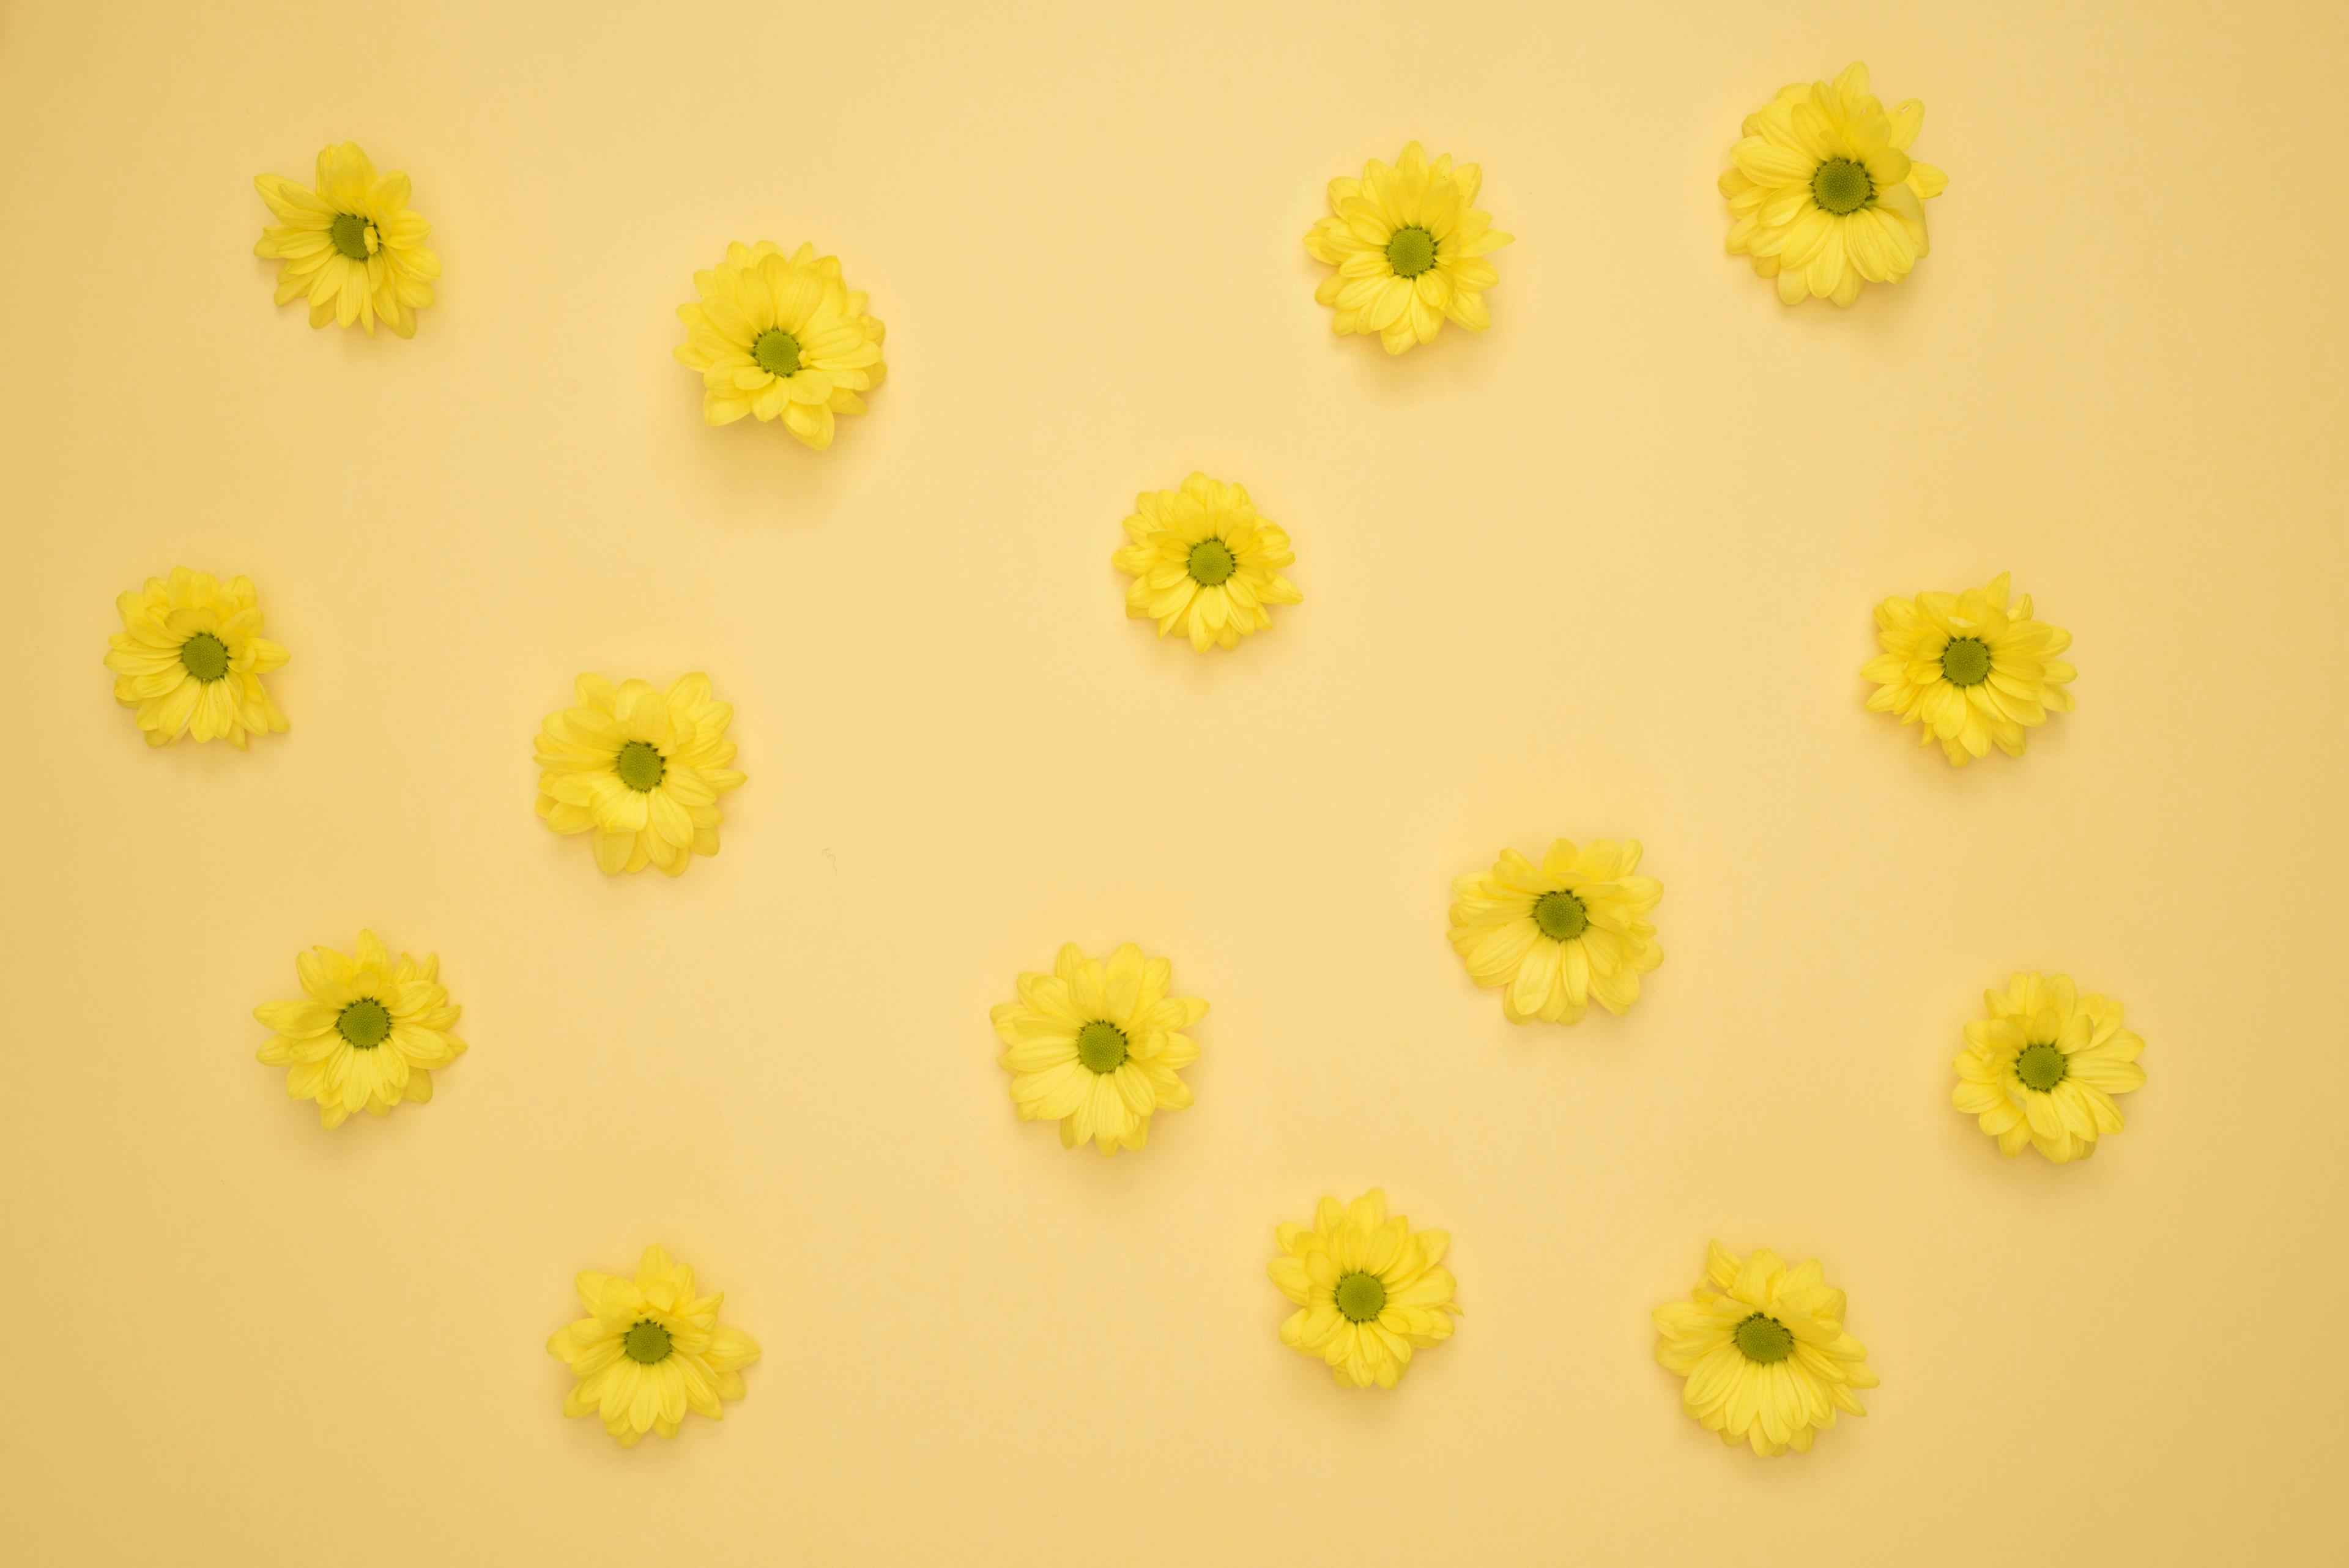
992 943 1206 1154
1268 1189 1458 1389
1653 1243 1878 1457
253 142 440 337
546 1245 760 1448
1720 62 1947 307
534 674 745 877
1112 472 1302 652
1863 572 2076 765
254 931 465 1129
104 567 289 749
1304 141 1511 354
1954 973 2146 1162
1448 839 1663 1025
674 241 887 451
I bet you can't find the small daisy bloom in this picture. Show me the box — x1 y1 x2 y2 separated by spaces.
1113 472 1301 652
1954 972 2146 1162
1653 1243 1877 1457
546 1245 760 1447
675 241 886 450
254 930 465 1128
992 943 1206 1154
253 142 439 336
1268 1189 1458 1389
1304 141 1510 353
1863 572 2076 765
534 674 746 877
1448 839 1663 1025
105 567 289 748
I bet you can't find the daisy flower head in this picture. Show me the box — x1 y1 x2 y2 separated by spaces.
546 1245 760 1448
253 142 440 337
534 674 745 877
1267 1189 1458 1389
992 943 1206 1155
1113 472 1301 652
1653 1243 1877 1457
1720 62 1947 307
1863 572 2076 765
675 241 887 450
1954 973 2145 1163
254 930 465 1129
1448 839 1663 1025
105 567 289 749
1304 141 1511 354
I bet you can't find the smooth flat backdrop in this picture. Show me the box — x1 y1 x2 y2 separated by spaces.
2 1 2343 1562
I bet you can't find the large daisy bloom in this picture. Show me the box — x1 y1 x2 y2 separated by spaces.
254 930 465 1129
253 142 439 337
1304 141 1511 354
1113 472 1301 652
1653 1243 1877 1457
1720 62 1947 307
105 567 289 749
1448 839 1663 1025
546 1245 760 1448
992 943 1206 1155
534 674 745 877
1863 572 2076 765
674 241 887 451
1268 1189 1458 1389
1954 973 2146 1163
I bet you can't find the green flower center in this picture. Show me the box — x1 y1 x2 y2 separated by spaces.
1335 1271 1387 1323
1940 636 1992 687
178 631 230 683
1532 890 1588 942
2016 1041 2069 1092
614 740 666 792
1385 225 1437 278
622 1320 674 1364
1734 1313 1795 1364
336 997 392 1050
752 328 803 377
330 212 374 261
1810 158 1874 215
1075 1020 1129 1074
1187 538 1237 587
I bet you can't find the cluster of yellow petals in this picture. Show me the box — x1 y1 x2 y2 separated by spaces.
675 241 887 450
253 142 439 336
1304 141 1510 353
1653 1243 1878 1456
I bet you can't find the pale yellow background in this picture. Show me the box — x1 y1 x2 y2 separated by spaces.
3 0 2344 1561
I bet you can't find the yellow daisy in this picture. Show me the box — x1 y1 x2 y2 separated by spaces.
1268 1189 1457 1389
1304 141 1511 354
1113 472 1302 652
254 930 465 1129
1863 572 2076 765
1720 62 1947 307
1653 1243 1877 1457
675 241 887 451
104 567 289 749
253 142 440 337
546 1245 760 1448
534 674 745 877
1954 973 2146 1162
992 943 1205 1154
1448 839 1663 1025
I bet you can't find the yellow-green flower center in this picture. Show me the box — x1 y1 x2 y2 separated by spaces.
336 997 392 1050
752 328 803 377
1810 158 1874 215
1187 538 1237 587
2016 1041 2069 1092
614 740 666 792
1532 890 1588 942
1335 1271 1387 1323
179 632 231 683
1385 225 1437 278
623 1320 674 1364
1076 1020 1128 1074
1940 636 1992 687
330 212 375 261
1734 1313 1794 1364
